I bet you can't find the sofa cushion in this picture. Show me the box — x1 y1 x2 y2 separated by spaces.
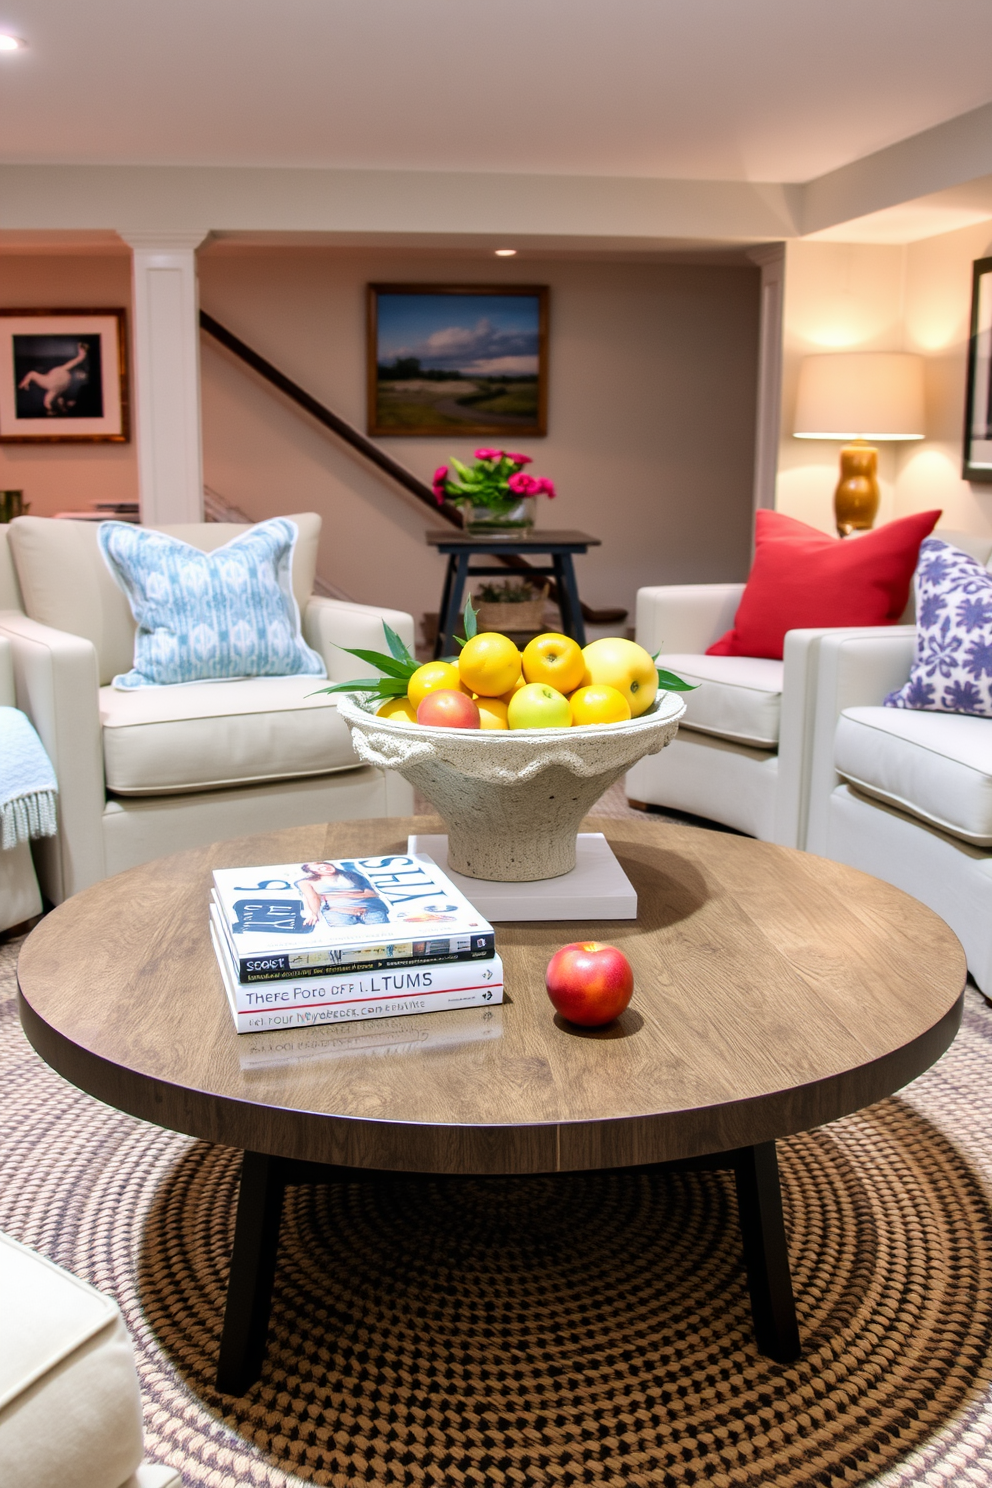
99 518 326 689
0 1230 144 1488
885 538 992 718
707 508 941 660
100 676 357 795
835 706 992 846
8 513 321 687
658 653 783 746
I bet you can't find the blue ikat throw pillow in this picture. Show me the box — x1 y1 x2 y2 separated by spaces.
885 537 992 717
98 518 326 689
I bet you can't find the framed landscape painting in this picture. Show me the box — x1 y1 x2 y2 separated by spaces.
368 285 548 437
0 308 129 443
964 257 992 482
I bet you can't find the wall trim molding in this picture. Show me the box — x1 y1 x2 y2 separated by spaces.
748 243 785 518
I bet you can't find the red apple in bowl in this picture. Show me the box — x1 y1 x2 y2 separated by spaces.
417 689 481 729
545 941 634 1027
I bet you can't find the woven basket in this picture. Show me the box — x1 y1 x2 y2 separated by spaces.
476 585 548 633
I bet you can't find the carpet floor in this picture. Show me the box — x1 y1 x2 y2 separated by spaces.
4 837 992 1486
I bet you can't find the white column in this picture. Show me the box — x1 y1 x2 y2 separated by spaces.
747 243 786 516
119 230 208 524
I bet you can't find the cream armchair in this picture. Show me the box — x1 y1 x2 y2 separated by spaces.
624 582 875 847
0 514 414 903
0 1229 181 1488
0 635 44 932
803 532 992 994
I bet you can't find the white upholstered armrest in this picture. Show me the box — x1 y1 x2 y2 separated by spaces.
0 611 105 900
303 597 417 685
129 1466 184 1487
635 584 744 656
0 636 13 707
803 626 916 855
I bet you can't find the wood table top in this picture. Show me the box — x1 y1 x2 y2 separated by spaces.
425 529 600 549
17 816 966 1175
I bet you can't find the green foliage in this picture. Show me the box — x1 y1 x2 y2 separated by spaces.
444 452 529 512
652 652 699 692
453 592 478 649
308 620 419 705
475 580 539 603
382 622 417 669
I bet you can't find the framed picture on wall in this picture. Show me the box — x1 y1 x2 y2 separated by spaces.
367 284 548 437
0 308 130 443
963 257 992 482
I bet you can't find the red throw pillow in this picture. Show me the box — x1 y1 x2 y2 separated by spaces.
707 508 941 660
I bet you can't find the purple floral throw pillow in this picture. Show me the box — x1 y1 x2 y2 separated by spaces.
885 537 992 717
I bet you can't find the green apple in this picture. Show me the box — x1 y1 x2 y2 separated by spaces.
507 682 572 729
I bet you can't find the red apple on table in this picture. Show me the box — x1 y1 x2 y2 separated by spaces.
417 689 481 728
545 941 634 1027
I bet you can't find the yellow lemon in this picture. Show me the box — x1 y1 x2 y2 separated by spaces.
568 684 631 726
408 661 464 709
476 696 509 730
521 632 586 694
507 682 572 729
377 696 418 724
498 674 527 705
458 632 522 697
581 637 658 718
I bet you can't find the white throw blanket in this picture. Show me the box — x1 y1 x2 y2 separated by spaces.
0 707 57 850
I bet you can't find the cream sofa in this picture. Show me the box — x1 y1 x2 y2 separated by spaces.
0 515 414 902
0 1229 181 1488
0 635 44 932
804 533 992 995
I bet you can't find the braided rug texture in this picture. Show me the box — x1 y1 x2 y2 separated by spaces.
5 935 992 1488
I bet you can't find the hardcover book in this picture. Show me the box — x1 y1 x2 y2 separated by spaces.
211 853 495 983
210 924 504 1034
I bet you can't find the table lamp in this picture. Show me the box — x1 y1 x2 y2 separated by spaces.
793 352 925 536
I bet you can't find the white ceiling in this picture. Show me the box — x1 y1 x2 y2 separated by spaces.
2 0 992 186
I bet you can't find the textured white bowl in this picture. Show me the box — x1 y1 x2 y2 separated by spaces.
337 691 685 881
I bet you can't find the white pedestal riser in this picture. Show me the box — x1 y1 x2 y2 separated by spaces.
409 833 637 921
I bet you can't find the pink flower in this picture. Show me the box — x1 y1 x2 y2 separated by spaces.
432 465 448 504
508 471 540 495
474 447 503 461
506 451 533 466
535 477 556 498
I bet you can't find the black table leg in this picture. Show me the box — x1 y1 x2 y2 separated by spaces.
552 553 586 647
216 1151 286 1394
433 555 457 660
438 552 471 658
733 1142 801 1363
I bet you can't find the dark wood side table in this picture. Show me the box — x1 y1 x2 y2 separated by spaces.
17 816 965 1395
426 528 601 657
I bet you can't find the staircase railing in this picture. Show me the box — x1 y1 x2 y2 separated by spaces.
203 485 354 601
199 311 626 626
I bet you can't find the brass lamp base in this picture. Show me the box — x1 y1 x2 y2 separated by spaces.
834 444 879 537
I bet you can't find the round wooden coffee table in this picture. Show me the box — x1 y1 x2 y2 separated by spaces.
17 815 965 1395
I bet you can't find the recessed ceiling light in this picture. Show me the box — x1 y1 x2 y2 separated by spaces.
0 34 25 50
494 248 517 257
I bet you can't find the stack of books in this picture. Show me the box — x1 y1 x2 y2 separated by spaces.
209 851 503 1034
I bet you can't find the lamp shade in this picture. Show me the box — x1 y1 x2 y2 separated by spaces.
793 352 925 440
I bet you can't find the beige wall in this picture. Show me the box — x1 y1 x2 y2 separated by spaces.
899 220 992 534
0 251 138 516
776 230 992 537
197 246 761 626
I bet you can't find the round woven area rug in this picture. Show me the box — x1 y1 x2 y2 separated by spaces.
5 937 992 1487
